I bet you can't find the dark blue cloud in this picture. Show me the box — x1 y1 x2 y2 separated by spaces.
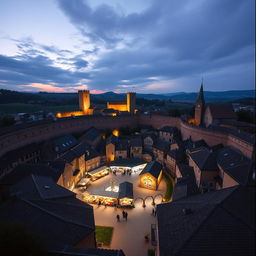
0 0 254 92
0 53 90 87
55 0 255 92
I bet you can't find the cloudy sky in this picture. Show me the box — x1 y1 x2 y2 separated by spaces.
0 0 254 94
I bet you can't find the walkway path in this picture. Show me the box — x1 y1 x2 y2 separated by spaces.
79 172 166 256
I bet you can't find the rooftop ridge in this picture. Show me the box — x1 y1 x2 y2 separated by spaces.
21 197 94 230
173 187 238 254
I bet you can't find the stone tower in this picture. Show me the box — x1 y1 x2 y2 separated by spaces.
194 84 205 126
78 90 90 112
127 92 136 114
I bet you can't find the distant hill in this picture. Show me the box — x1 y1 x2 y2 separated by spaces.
0 89 255 104
168 90 255 102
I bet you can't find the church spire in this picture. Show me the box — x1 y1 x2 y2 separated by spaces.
196 79 205 103
194 81 205 126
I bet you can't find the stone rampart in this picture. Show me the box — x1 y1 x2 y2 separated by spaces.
0 114 254 159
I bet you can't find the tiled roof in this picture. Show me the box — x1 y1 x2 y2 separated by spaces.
53 135 78 153
11 173 75 200
71 142 90 157
167 149 185 161
139 161 162 178
189 147 218 171
186 139 208 152
116 139 128 150
0 163 61 185
60 150 77 163
130 137 142 147
207 103 236 120
142 132 157 142
157 186 255 256
0 174 95 252
118 182 133 199
176 163 194 178
82 127 100 143
85 147 100 161
107 134 118 145
173 164 199 201
153 139 170 152
217 146 253 185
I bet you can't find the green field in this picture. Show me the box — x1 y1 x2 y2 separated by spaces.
0 103 79 114
95 226 114 247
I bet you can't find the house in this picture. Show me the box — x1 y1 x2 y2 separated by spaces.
216 146 253 189
166 149 185 176
0 173 96 251
59 143 88 189
204 103 236 127
115 139 128 159
159 126 179 142
188 147 219 192
172 163 199 201
106 134 118 162
172 175 199 201
142 150 154 162
0 142 41 179
156 185 255 256
194 85 237 127
142 132 157 151
80 127 101 147
85 147 101 172
130 137 143 158
118 181 134 206
0 163 62 188
139 161 162 190
41 134 78 160
96 139 106 165
175 163 194 180
152 139 170 164
185 139 208 155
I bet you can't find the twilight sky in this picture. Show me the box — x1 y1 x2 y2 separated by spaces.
0 0 255 93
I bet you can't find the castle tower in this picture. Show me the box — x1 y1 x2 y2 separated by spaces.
194 83 205 126
127 92 136 114
78 90 90 112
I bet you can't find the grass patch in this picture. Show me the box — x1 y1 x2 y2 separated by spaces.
148 249 156 256
95 226 114 247
163 172 174 202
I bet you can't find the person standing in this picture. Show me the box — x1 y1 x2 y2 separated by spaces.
125 212 128 221
116 214 120 222
122 210 126 219
152 208 155 216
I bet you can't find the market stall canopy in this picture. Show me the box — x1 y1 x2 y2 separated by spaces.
110 158 145 168
88 165 109 176
118 182 133 199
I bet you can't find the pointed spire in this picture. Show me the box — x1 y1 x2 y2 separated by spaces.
196 80 205 103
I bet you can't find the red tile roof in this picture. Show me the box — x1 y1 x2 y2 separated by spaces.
207 103 236 119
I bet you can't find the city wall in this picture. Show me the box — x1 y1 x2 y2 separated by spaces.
0 114 254 159
0 115 138 158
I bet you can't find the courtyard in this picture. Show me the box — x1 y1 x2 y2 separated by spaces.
75 170 167 256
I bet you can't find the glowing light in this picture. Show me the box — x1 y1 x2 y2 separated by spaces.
105 186 119 192
112 129 119 136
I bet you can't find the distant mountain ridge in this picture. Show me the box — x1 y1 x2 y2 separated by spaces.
95 90 255 102
0 89 255 104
